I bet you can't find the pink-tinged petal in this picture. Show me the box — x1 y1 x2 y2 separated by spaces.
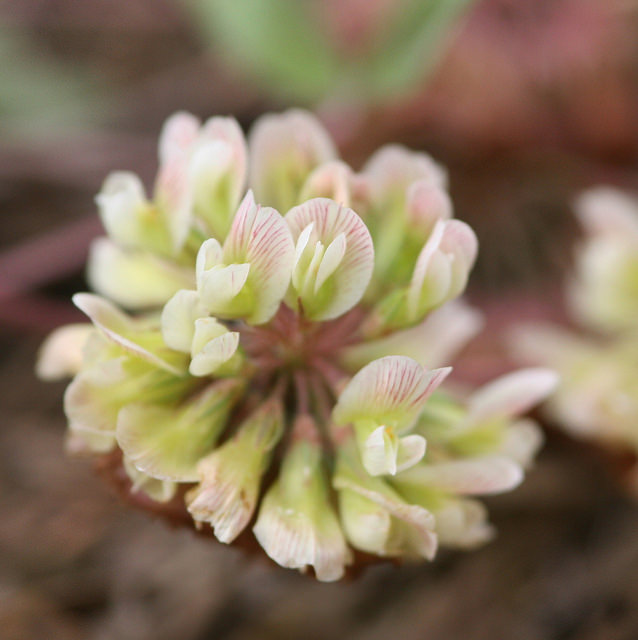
36 324 93 381
300 160 360 207
248 109 337 211
158 111 201 165
408 220 477 318
200 116 247 196
333 355 451 430
440 219 478 273
406 179 453 234
575 187 638 239
87 238 195 309
253 439 352 581
154 157 192 252
362 144 448 200
224 190 295 324
342 301 483 371
72 293 185 375
286 198 374 320
468 368 559 423
396 457 523 496
95 172 147 246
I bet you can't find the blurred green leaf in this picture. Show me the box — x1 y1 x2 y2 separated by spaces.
184 0 340 102
358 0 475 100
182 0 475 105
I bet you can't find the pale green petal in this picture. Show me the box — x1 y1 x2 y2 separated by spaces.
186 399 284 543
73 292 187 375
87 237 194 309
95 171 148 247
116 379 243 482
334 440 437 559
160 289 208 353
254 437 352 581
189 320 240 377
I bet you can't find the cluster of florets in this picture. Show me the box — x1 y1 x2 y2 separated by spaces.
513 188 638 488
38 110 556 580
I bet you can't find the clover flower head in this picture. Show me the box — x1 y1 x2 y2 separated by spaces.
38 109 555 580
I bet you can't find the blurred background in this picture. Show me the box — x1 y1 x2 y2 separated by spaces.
3 1 638 638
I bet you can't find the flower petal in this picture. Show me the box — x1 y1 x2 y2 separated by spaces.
342 301 483 371
73 293 187 375
405 179 453 235
123 456 177 503
333 440 437 559
189 327 240 377
222 190 295 324
434 498 494 549
253 438 352 581
333 356 451 431
160 289 208 353
158 111 201 165
87 237 194 309
95 172 149 248
467 368 559 423
249 109 337 211
300 160 363 207
395 456 524 496
286 198 374 320
116 379 243 482
186 399 284 543
36 323 93 381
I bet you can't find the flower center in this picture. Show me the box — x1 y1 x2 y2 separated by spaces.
238 304 365 416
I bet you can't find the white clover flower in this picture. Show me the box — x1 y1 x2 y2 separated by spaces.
37 109 554 580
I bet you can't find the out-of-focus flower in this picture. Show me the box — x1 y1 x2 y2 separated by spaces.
511 186 638 487
37 109 554 580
